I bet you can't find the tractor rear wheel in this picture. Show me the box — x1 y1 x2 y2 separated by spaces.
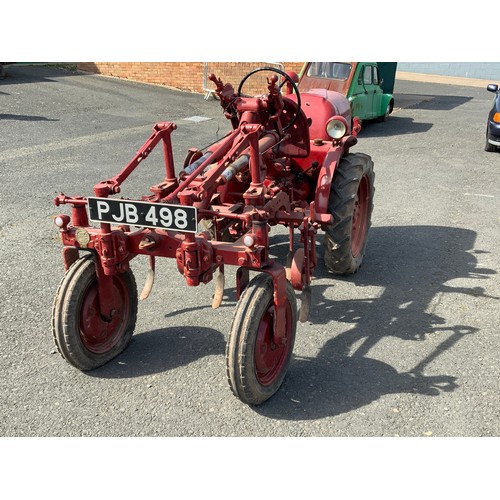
51 254 138 371
323 152 375 275
226 273 297 405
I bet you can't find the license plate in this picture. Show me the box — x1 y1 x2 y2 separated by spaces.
87 197 198 233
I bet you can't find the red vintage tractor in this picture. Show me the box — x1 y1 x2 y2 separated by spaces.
51 67 374 405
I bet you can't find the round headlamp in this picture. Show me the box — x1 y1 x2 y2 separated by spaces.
243 234 255 248
326 116 348 140
54 214 70 228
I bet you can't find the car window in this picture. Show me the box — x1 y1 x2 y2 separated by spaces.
361 65 380 86
363 66 372 85
307 62 351 80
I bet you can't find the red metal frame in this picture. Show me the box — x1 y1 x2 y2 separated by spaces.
54 68 360 341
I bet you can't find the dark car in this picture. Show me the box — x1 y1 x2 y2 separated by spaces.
485 83 500 152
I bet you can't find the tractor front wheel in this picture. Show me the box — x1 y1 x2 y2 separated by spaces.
51 254 138 371
323 152 375 275
226 273 297 405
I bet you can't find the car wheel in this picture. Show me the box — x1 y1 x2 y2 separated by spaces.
485 132 498 152
378 102 391 122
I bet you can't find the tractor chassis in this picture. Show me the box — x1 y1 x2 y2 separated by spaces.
51 67 374 405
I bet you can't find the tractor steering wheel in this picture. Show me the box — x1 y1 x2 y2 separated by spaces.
237 66 302 132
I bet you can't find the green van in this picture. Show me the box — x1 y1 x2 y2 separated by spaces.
297 62 397 122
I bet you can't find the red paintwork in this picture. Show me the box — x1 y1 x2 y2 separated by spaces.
254 297 294 386
287 89 352 141
79 274 131 353
351 174 371 256
54 68 359 340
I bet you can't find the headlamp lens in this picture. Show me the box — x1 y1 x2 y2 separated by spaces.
326 117 347 139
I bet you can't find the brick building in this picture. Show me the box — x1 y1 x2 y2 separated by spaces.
76 62 305 94
77 62 500 93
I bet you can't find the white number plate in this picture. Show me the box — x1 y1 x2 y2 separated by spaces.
87 197 197 233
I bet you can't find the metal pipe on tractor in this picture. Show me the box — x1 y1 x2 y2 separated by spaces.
51 67 375 405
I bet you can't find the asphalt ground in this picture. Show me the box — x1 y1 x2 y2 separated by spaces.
0 65 498 448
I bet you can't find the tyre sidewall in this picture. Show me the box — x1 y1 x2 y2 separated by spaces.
226 273 297 405
52 255 138 370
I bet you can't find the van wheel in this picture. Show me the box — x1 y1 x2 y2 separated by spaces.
379 102 391 122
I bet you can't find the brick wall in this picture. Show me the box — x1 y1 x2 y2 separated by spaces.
77 62 304 94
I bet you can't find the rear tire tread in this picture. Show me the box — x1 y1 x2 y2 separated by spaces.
323 153 375 275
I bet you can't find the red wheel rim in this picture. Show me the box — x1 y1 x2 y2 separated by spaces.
79 276 130 354
254 301 292 386
351 175 370 257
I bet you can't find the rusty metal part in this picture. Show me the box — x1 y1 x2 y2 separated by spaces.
139 234 158 250
140 256 156 300
62 246 79 271
299 284 311 323
290 247 305 291
211 266 225 309
285 251 293 281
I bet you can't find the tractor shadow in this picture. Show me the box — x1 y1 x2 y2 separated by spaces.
254 225 497 420
87 326 225 378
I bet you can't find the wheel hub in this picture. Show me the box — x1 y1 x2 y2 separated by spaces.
351 175 370 256
254 305 290 386
79 279 129 354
